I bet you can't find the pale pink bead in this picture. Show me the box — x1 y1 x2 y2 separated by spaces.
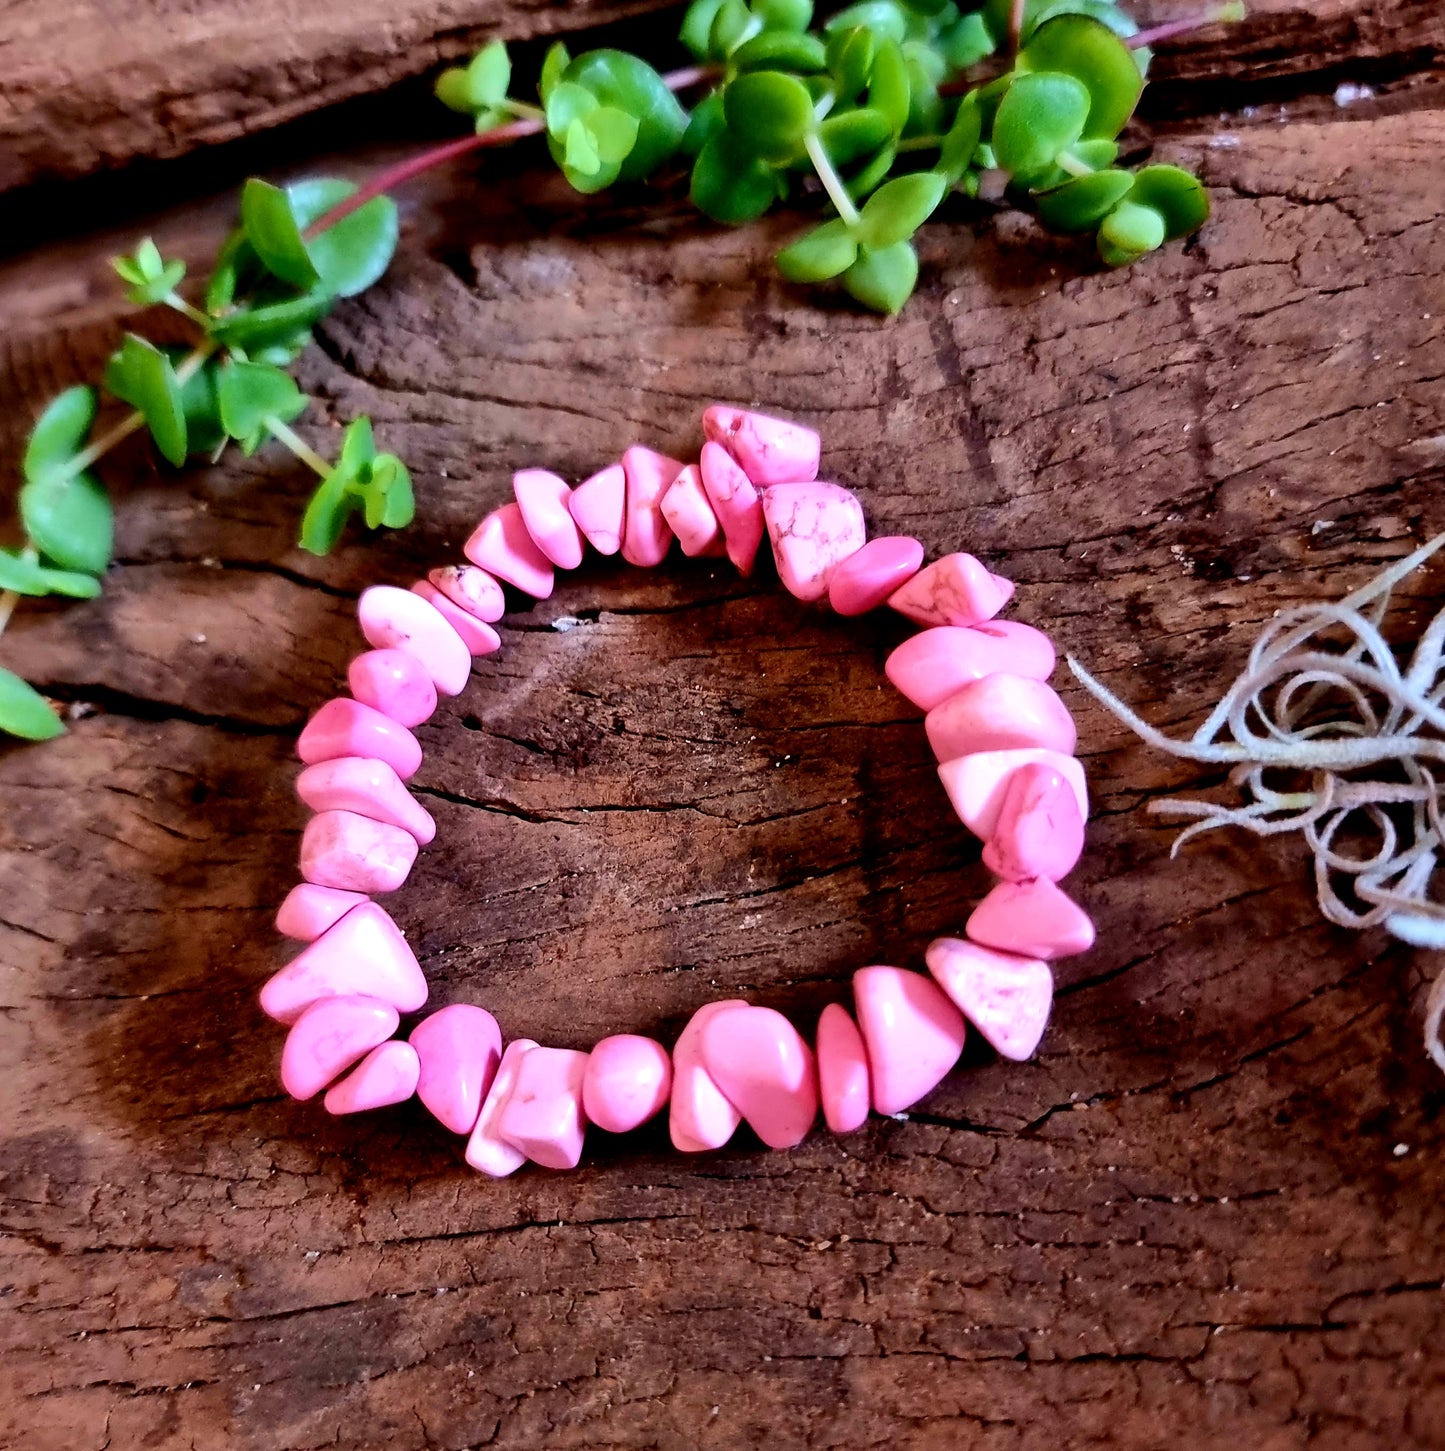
410 581 502 656
925 673 1077 763
938 748 1088 841
410 1003 503 1135
569 463 626 555
815 1003 871 1135
296 756 436 845
670 999 746 1152
300 809 418 894
828 536 924 616
660 464 723 557
621 445 683 568
702 405 820 485
429 564 506 623
967 879 1096 961
348 648 437 729
261 901 427 1025
324 1040 421 1115
853 966 966 1115
514 468 586 569
761 481 867 603
495 1045 590 1170
297 698 422 780
698 1004 818 1149
982 761 1086 883
885 622 1056 712
358 585 471 697
582 1034 673 1133
925 937 1054 1062
466 1039 538 1178
699 441 765 575
465 502 555 598
889 553 1015 628
280 994 399 1101
275 883 367 942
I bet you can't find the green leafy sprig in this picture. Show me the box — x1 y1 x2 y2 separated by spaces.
2 0 1243 741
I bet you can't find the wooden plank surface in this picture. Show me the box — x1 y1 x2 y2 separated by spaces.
2 4 1444 1448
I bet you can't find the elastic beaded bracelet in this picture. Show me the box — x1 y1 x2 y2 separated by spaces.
266 404 1096 1173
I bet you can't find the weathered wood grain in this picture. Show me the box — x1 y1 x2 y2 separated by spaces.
1 20 1444 1451
3 0 1443 195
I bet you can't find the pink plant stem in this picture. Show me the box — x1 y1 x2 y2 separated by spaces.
1128 7 1242 48
303 63 719 240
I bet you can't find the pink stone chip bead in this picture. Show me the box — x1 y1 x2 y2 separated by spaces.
703 405 820 485
300 809 419 894
924 673 1077 763
275 883 367 942
465 502 555 598
660 464 723 557
324 1040 421 1115
621 445 683 568
670 999 746 1152
926 938 1054 1062
982 761 1086 883
889 553 1015 628
885 622 1056 712
853 966 967 1116
828 535 924 616
698 1005 818 1150
495 1045 590 1170
429 564 506 624
815 1003 871 1135
411 581 502 657
569 463 626 555
281 994 399 1101
967 879 1096 961
298 698 422 781
358 585 471 697
348 649 437 729
514 468 585 570
762 481 867 603
582 1034 673 1133
939 748 1088 841
699 442 765 575
261 901 427 1025
296 756 436 846
410 1003 503 1135
466 1039 538 1178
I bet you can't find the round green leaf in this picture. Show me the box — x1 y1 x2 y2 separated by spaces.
205 229 264 315
732 31 828 73
843 240 919 314
241 179 321 290
754 0 813 31
825 2 910 44
288 179 400 298
1071 138 1120 170
723 71 816 163
540 41 571 104
18 469 113 575
23 386 96 486
1034 167 1134 231
1128 164 1211 240
1098 198 1166 266
0 548 101 599
819 107 892 167
374 457 415 530
166 351 226 456
435 67 475 114
682 89 727 157
904 51 943 136
826 27 876 101
104 334 187 467
776 218 859 282
208 290 333 352
464 41 511 108
937 12 995 68
0 666 65 742
991 71 1090 179
298 474 358 556
217 361 308 445
709 0 755 56
867 38 911 134
561 50 689 180
1019 15 1144 139
588 106 642 166
939 95 983 182
681 0 728 60
857 169 947 247
691 131 784 223
846 142 897 200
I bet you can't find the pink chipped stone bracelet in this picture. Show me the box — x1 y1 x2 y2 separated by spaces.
267 403 1096 1174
